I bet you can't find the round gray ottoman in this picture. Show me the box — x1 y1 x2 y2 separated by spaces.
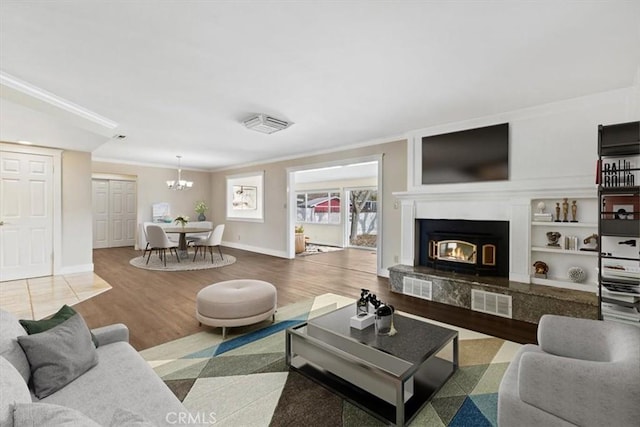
196 279 277 339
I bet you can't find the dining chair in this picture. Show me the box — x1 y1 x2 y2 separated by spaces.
146 224 180 267
186 221 213 246
192 224 225 263
141 222 155 257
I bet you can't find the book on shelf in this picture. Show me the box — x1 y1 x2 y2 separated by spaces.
602 303 640 322
602 313 640 325
533 213 553 222
601 281 640 295
602 288 640 303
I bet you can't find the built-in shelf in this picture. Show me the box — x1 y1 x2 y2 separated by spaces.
531 221 598 228
530 197 599 294
530 276 598 293
531 246 598 256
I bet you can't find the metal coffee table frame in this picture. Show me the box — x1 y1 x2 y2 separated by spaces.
285 304 458 426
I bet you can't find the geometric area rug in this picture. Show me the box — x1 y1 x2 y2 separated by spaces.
140 293 522 427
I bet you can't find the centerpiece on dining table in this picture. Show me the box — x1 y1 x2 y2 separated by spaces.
174 215 189 227
194 200 208 221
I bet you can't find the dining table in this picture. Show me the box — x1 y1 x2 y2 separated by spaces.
163 226 212 257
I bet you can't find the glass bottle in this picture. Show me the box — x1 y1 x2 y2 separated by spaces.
357 289 369 317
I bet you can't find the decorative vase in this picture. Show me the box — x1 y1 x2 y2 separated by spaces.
295 233 305 254
198 213 206 221
568 266 587 283
375 304 394 335
357 289 369 317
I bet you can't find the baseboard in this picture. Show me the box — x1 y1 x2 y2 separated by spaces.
378 268 390 278
222 241 289 259
57 263 94 275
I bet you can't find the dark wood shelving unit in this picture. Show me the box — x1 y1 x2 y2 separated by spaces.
597 121 640 325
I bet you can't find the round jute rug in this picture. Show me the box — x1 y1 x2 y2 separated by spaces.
129 253 236 271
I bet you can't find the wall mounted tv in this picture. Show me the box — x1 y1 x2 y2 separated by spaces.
421 123 509 185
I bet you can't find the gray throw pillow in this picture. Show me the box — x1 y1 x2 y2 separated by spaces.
13 402 101 427
17 313 98 399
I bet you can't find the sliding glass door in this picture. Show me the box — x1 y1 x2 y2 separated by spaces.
345 188 377 248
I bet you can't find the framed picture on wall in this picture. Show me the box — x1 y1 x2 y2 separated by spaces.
612 205 634 220
226 171 264 222
604 195 639 220
232 185 257 210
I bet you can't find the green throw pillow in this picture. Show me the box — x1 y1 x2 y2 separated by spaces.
19 305 99 348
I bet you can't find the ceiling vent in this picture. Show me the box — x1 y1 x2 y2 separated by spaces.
243 114 292 134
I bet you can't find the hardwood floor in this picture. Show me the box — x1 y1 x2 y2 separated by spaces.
77 246 537 351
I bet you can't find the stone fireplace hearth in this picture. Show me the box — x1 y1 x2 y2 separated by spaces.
388 264 598 323
391 187 599 323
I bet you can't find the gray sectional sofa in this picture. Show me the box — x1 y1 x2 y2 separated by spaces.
0 309 191 426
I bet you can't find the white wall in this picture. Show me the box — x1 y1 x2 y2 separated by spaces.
397 86 640 285
61 151 93 272
409 87 639 191
92 161 212 249
210 140 406 273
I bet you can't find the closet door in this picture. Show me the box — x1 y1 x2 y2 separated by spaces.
92 180 109 249
92 179 136 248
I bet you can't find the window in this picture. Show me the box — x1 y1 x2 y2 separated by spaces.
296 191 341 224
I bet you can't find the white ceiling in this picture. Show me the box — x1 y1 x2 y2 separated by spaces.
1 1 639 171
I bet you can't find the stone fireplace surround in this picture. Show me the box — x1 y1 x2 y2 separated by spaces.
391 183 598 323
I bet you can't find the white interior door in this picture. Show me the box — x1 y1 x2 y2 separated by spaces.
109 180 136 247
0 151 53 281
92 179 136 248
92 180 109 249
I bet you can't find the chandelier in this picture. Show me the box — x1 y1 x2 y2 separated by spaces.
166 155 193 190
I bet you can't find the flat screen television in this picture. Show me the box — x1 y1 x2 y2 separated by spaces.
421 123 509 185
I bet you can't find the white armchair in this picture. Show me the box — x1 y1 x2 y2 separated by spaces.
498 315 640 427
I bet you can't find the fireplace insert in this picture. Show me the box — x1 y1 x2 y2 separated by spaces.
418 219 508 277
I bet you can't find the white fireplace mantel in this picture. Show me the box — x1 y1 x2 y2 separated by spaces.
393 178 596 285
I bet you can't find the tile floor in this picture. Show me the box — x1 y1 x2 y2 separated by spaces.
0 272 112 320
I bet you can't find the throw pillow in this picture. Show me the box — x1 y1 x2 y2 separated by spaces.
13 402 101 427
19 305 99 348
0 356 32 427
17 313 98 399
109 408 157 427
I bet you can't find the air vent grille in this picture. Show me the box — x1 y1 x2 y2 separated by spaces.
243 114 291 134
402 276 432 301
471 289 512 318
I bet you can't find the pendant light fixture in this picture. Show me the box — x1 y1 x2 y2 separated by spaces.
166 155 193 190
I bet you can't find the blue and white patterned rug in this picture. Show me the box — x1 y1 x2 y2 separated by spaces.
140 294 521 426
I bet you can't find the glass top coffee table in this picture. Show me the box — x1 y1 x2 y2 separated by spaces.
286 303 458 426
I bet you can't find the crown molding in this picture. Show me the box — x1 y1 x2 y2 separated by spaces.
0 70 118 130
